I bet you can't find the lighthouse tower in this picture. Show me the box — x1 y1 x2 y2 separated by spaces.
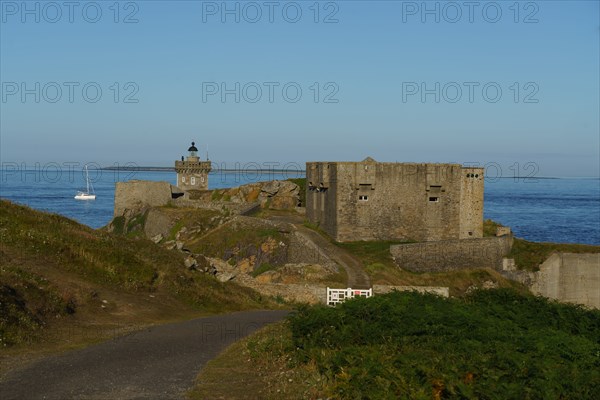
175 142 212 191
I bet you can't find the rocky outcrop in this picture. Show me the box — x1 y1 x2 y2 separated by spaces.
188 180 300 210
144 208 175 239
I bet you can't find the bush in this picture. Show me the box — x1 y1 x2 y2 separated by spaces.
287 289 600 399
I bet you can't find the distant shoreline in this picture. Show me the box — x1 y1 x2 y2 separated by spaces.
2 166 598 179
98 167 596 180
99 166 306 174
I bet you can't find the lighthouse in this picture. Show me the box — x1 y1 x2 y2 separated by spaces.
175 142 212 191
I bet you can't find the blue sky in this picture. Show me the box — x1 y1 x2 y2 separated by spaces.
1 0 599 177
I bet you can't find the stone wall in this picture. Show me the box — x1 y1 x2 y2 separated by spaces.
234 273 450 304
390 236 513 272
175 159 211 191
459 167 484 238
373 285 449 297
114 180 183 216
287 231 338 269
530 253 599 309
306 160 484 242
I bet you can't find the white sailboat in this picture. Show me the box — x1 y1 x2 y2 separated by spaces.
75 165 96 200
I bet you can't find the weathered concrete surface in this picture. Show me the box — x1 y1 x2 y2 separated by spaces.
390 236 513 272
288 231 338 270
530 253 600 309
114 181 182 216
0 310 289 400
306 160 484 242
373 285 449 297
233 274 450 304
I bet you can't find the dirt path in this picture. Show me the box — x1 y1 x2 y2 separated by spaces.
295 226 371 289
267 214 371 289
0 310 289 400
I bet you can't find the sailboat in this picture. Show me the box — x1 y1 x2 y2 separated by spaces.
75 165 96 200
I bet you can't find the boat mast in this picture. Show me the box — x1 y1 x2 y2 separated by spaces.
88 167 94 194
85 165 90 194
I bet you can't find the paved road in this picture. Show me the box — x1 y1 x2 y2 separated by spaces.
0 310 289 400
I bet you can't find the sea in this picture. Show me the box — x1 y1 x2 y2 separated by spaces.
1 168 599 245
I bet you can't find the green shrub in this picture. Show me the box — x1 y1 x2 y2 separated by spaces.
287 289 600 399
111 216 125 234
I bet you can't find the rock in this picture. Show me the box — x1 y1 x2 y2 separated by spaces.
236 256 256 274
482 280 498 289
151 234 163 244
260 237 278 254
175 226 188 240
270 196 298 210
216 272 234 282
195 254 211 272
259 181 300 210
208 257 235 274
164 240 176 250
255 270 281 284
496 226 512 237
502 258 516 271
184 256 198 270
261 181 281 196
144 208 174 240
176 241 184 250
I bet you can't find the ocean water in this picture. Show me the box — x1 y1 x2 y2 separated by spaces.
0 168 301 230
1 169 598 245
483 177 599 245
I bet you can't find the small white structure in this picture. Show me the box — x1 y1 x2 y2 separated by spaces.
75 165 96 200
327 287 373 306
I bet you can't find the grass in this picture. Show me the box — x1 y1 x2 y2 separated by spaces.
509 238 600 271
192 289 600 399
331 221 598 290
483 218 503 236
1 266 74 347
0 200 279 353
336 240 413 268
251 262 276 277
125 210 148 237
483 219 600 270
211 190 224 201
167 219 186 241
113 206 224 240
189 322 324 400
333 238 525 295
